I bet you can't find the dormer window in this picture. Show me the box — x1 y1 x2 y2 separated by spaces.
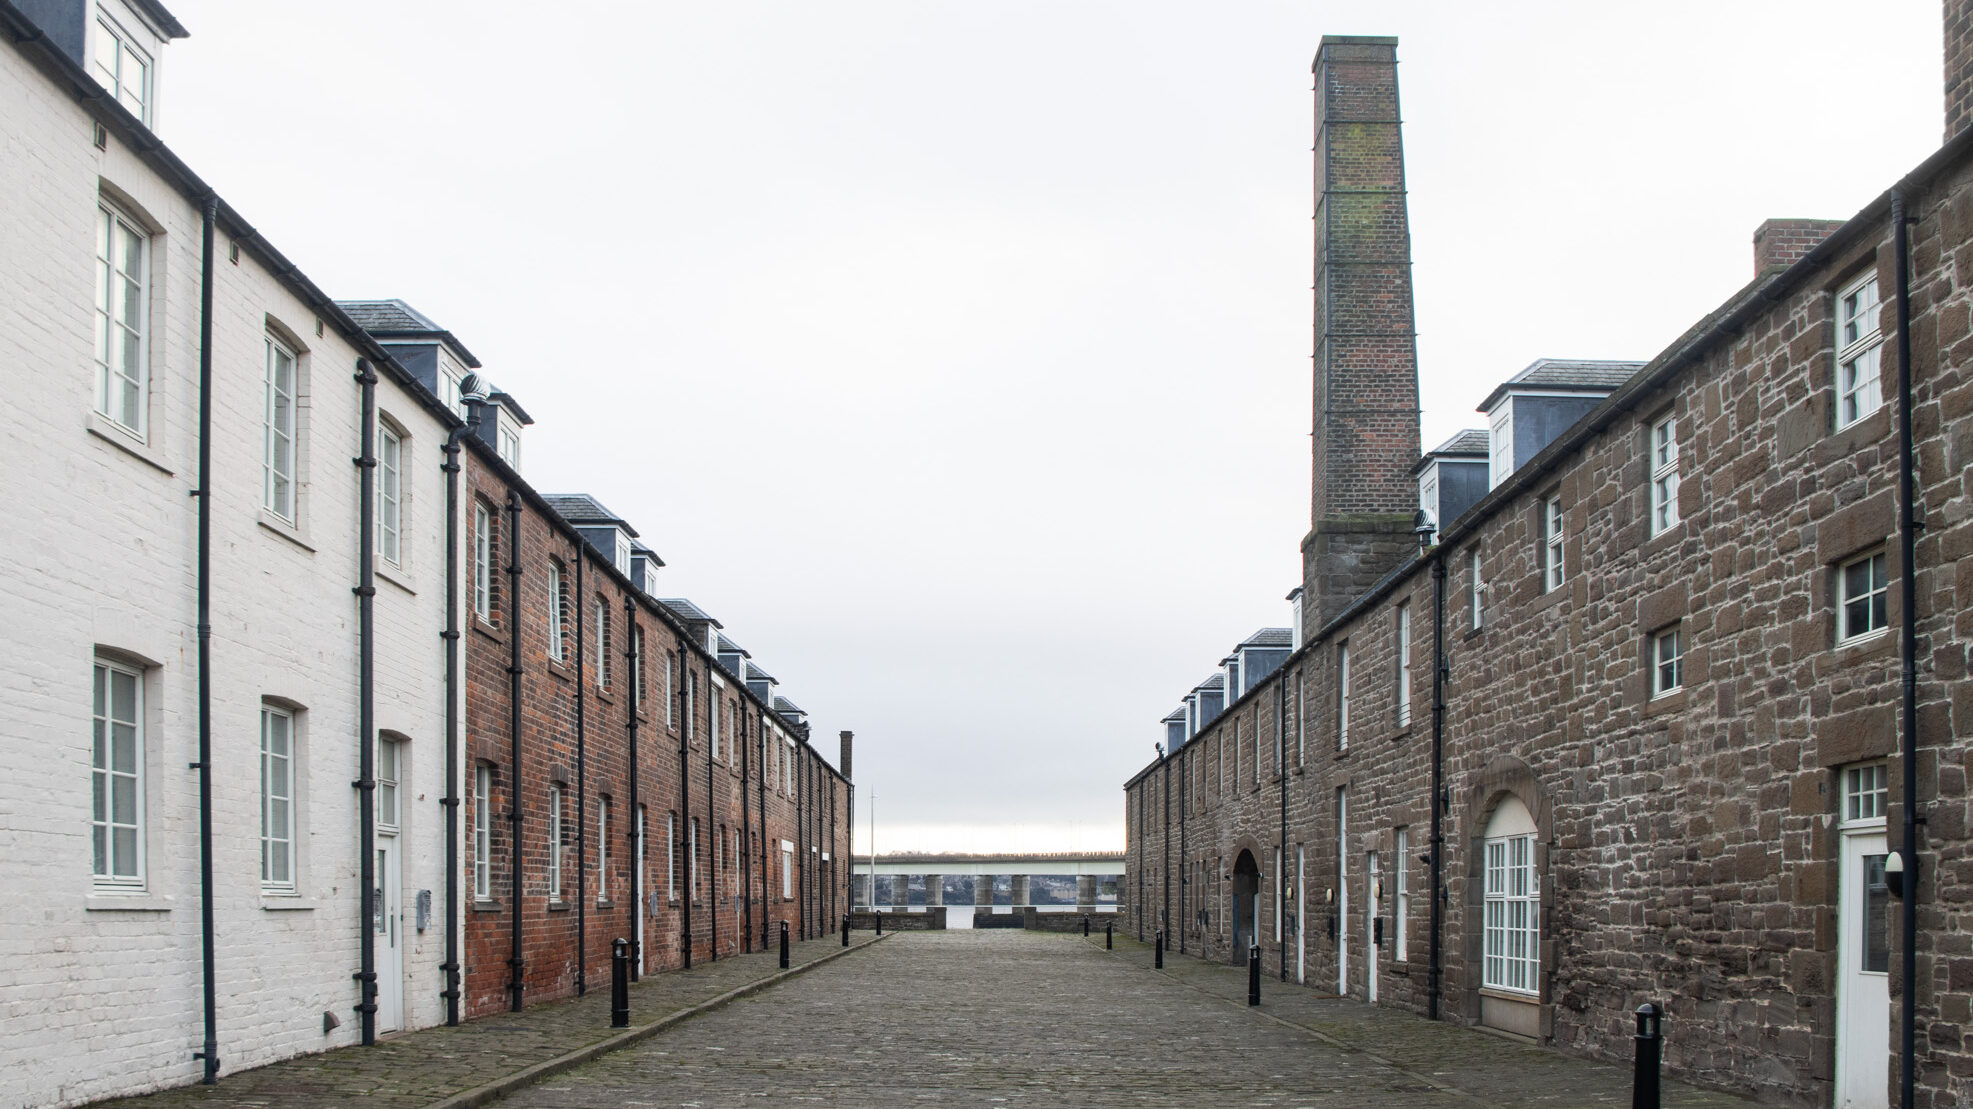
613 532 631 575
498 425 521 470
1418 470 1439 529
1489 407 1513 488
92 13 152 124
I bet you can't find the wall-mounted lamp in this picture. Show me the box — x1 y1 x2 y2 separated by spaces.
1371 877 1384 902
1886 849 1914 899
1324 887 1334 905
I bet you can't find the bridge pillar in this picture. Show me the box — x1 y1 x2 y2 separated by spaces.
1011 875 1030 908
924 874 944 907
891 874 909 911
976 875 996 908
1077 874 1098 911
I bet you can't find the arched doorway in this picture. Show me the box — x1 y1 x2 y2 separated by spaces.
1231 850 1261 961
1477 793 1540 1037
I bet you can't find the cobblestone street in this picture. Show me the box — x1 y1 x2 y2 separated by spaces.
494 931 1762 1108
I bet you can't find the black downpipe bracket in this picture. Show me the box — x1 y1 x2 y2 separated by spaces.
1428 551 1447 1021
353 358 380 1045
679 668 692 968
505 492 525 1010
740 703 753 953
193 193 219 1084
1893 189 1920 1109
625 598 641 980
575 554 587 995
439 413 471 1026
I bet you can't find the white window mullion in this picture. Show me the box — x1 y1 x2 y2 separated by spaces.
92 660 145 887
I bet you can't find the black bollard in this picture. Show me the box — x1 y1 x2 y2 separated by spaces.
876 911 883 936
1155 929 1164 969
1247 945 1261 1006
610 938 630 1028
842 914 850 947
1106 919 1113 950
1632 1003 1662 1109
779 920 790 970
1083 916 1090 937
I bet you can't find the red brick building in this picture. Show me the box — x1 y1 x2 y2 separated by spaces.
1127 20 1973 1109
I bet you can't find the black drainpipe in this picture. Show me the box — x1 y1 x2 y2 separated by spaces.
741 702 754 952
1278 677 1288 981
192 193 219 1084
575 552 587 994
707 681 718 960
797 743 807 937
1160 747 1170 941
505 491 525 1010
1893 188 1920 1109
679 666 692 968
438 405 473 1027
1178 742 1187 954
353 357 379 1045
1428 549 1447 1021
625 597 641 980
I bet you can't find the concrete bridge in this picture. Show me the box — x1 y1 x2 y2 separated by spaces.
853 852 1125 912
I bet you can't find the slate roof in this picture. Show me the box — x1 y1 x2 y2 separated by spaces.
132 0 190 38
658 598 721 627
540 494 638 535
1239 628 1294 649
1162 708 1188 724
336 298 484 369
715 633 749 657
744 660 777 685
629 539 664 567
1428 428 1491 457
1478 358 1646 413
773 695 806 715
1194 674 1225 693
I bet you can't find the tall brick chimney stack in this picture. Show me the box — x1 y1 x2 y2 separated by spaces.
839 730 853 780
1303 36 1423 637
1950 0 1973 141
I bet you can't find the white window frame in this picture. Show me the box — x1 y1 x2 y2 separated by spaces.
667 811 678 901
377 422 403 565
1470 546 1485 630
263 335 298 522
595 597 612 689
782 840 795 899
91 15 151 122
1649 413 1679 535
665 652 676 729
1483 833 1539 995
631 625 644 713
1650 625 1683 698
1336 641 1351 751
1393 827 1409 962
1295 671 1306 767
710 678 723 761
1395 602 1412 727
690 817 701 902
473 502 493 622
1418 471 1439 530
95 202 149 437
473 764 491 900
547 782 564 901
1836 271 1884 430
1839 549 1889 644
1489 406 1513 488
546 560 568 663
260 705 295 890
1841 762 1889 828
786 737 796 795
498 425 522 470
376 736 400 832
92 658 145 889
598 796 611 904
1542 496 1565 592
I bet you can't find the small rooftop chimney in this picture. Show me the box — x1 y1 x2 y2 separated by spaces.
838 730 853 781
1752 219 1844 275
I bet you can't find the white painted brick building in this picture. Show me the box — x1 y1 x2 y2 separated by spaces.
0 1 463 1102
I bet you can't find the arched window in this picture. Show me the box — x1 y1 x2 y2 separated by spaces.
1482 795 1538 995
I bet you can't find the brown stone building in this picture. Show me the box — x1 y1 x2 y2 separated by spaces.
1125 20 1973 1109
342 302 853 1020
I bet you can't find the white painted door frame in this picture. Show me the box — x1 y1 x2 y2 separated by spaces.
1835 829 1889 1109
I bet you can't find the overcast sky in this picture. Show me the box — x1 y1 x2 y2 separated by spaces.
161 1 1941 854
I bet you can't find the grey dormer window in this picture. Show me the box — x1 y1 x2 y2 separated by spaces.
92 14 151 124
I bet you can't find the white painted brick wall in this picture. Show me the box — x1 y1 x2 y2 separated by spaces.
1 36 462 1109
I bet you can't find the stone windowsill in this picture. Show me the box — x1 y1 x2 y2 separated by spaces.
471 900 503 913
547 899 571 912
87 414 173 476
85 891 172 912
547 658 574 682
257 513 316 553
1643 688 1687 717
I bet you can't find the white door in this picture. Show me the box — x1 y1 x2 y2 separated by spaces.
1836 831 1889 1108
374 838 403 1033
1365 851 1380 1003
1296 847 1306 985
636 806 648 974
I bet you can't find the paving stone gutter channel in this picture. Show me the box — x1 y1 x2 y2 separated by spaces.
85 934 888 1109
